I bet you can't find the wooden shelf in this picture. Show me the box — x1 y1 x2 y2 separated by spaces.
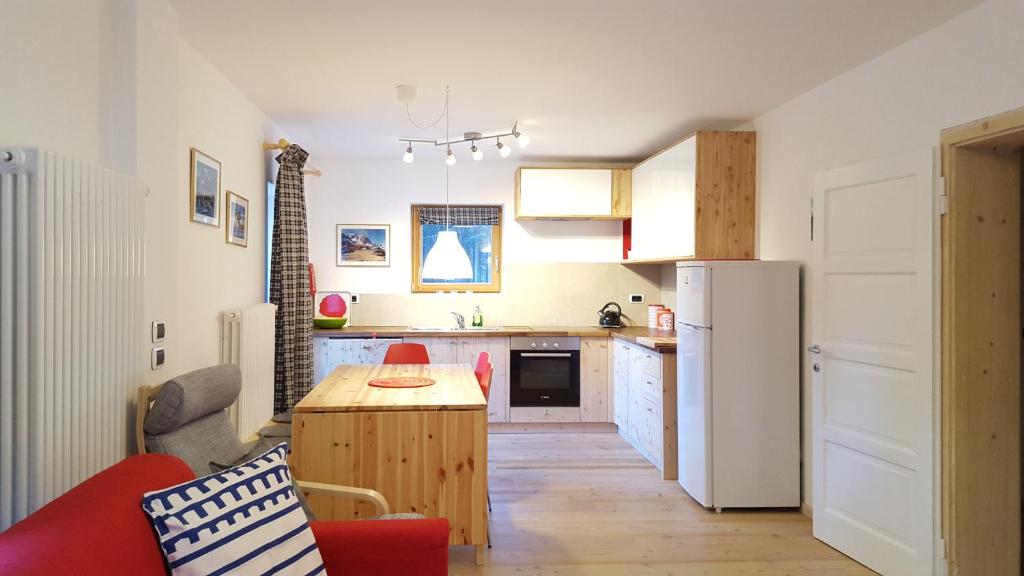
620 255 695 265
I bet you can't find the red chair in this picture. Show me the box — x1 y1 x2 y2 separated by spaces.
474 351 492 395
383 343 430 364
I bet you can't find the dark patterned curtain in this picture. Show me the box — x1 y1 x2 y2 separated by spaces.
270 144 312 413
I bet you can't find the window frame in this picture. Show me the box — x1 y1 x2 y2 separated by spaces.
410 204 502 293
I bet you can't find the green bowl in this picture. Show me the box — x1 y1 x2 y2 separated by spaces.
314 317 348 329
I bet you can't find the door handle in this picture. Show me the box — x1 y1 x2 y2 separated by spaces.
807 344 821 354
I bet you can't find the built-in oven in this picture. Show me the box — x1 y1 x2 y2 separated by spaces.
509 336 580 407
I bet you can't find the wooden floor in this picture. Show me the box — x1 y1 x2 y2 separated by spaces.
449 431 874 575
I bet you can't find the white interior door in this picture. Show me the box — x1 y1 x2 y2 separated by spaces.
811 150 934 575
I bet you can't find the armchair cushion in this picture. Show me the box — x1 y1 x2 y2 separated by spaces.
146 410 248 475
144 364 241 435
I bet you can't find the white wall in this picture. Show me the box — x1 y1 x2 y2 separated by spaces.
751 0 1024 510
1 0 286 419
305 157 627 295
1 0 138 173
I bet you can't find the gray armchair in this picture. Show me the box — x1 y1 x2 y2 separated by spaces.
136 364 391 518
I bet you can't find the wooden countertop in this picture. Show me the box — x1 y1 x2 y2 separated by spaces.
293 364 486 413
313 325 677 351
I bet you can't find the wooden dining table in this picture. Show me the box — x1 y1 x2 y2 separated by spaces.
290 363 489 560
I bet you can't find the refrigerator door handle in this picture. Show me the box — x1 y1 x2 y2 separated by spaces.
677 321 710 332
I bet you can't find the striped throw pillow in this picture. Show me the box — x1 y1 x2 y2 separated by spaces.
142 443 324 576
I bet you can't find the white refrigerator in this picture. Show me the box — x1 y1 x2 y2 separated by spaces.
676 260 800 510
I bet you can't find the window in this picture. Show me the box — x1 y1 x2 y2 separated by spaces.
411 205 502 293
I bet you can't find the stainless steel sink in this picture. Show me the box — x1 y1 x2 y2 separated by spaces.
408 326 504 332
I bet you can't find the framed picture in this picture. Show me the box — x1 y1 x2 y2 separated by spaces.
225 191 249 247
336 224 390 267
190 147 221 226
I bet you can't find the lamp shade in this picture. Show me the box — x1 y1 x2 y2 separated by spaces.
421 230 473 280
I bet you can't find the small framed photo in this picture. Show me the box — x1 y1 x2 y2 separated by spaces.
337 224 390 267
225 191 249 247
190 148 221 226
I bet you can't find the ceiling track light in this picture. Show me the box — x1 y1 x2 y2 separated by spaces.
396 85 528 162
496 138 511 158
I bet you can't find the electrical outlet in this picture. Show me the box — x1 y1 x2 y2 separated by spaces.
350 293 360 304
151 347 166 370
152 320 166 343
629 294 645 304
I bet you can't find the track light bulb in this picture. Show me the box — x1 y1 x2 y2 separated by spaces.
402 144 414 163
471 143 483 161
497 139 511 158
515 131 530 149
446 148 457 166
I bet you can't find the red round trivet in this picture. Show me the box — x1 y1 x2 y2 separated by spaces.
368 376 436 388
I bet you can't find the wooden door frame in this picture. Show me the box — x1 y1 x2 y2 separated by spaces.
940 106 1024 575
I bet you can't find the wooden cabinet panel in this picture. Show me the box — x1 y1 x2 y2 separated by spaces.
456 337 509 423
580 337 610 422
313 337 401 383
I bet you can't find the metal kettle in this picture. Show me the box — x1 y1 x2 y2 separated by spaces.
598 302 623 328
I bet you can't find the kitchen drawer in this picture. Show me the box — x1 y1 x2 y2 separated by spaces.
635 347 662 378
641 396 662 463
509 407 581 423
634 370 661 403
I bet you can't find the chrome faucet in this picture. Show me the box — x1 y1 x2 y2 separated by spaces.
451 312 466 330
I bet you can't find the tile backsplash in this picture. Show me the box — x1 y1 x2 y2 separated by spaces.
346 262 669 327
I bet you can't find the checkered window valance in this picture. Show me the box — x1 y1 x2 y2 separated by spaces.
417 206 501 226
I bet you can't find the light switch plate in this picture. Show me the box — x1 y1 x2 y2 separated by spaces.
629 294 645 303
151 347 166 370
350 293 360 304
152 320 166 343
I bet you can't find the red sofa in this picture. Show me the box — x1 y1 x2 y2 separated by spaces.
0 454 449 576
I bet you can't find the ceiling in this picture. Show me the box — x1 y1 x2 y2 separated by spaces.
170 0 984 162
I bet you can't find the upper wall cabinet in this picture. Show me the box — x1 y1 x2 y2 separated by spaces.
515 167 632 220
627 131 756 262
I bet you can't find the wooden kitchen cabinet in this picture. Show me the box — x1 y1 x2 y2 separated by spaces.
515 167 631 220
580 337 611 422
627 130 756 263
405 336 510 423
313 337 402 384
611 339 678 480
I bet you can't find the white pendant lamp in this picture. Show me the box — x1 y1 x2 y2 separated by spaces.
422 230 472 279
421 86 473 280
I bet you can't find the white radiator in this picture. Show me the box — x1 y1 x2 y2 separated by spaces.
0 148 145 531
221 303 277 440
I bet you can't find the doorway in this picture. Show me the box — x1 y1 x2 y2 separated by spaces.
941 107 1024 575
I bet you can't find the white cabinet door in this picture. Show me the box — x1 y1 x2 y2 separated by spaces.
630 135 696 259
518 168 613 217
612 341 630 430
457 337 509 423
404 336 459 364
811 150 934 576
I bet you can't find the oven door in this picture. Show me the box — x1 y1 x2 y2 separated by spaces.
510 350 581 407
